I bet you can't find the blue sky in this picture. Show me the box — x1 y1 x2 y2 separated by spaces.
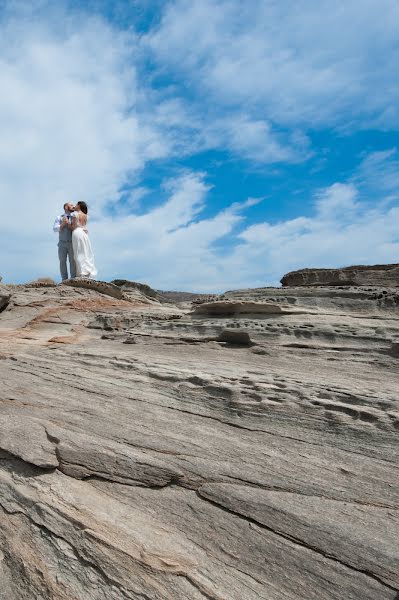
0 0 399 290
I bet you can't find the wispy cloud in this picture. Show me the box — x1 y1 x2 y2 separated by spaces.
146 0 399 130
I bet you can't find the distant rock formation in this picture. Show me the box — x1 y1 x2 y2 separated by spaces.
281 263 399 287
159 290 214 303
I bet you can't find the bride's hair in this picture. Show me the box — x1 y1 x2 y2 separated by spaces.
77 201 88 214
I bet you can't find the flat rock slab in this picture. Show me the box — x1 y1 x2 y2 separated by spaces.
0 415 58 468
199 483 399 589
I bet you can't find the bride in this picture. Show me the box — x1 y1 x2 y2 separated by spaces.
70 201 97 278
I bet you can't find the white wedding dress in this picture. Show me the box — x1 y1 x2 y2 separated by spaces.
72 212 98 279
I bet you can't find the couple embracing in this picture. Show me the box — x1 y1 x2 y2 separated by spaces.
53 202 97 281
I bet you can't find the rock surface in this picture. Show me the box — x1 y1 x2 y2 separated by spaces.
191 299 305 315
0 277 398 599
281 263 399 287
0 283 11 312
111 279 163 304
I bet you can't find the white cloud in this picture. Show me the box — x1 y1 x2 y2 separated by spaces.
219 115 311 163
146 0 399 130
314 183 359 220
0 16 144 226
221 179 399 289
0 6 174 282
354 149 399 196
93 172 246 290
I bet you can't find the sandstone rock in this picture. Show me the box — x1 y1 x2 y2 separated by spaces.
192 300 300 315
0 277 398 599
25 277 56 287
123 335 137 344
250 345 269 355
61 278 128 300
281 263 399 287
159 290 213 303
389 342 399 357
0 416 58 468
111 279 161 304
198 483 399 589
217 329 253 345
191 294 220 304
224 284 399 314
0 284 11 312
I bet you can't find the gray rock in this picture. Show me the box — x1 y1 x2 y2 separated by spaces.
123 336 137 344
0 277 398 599
61 278 130 300
111 279 161 304
0 416 58 468
389 342 399 357
217 328 253 345
0 284 11 312
281 263 399 287
192 300 302 315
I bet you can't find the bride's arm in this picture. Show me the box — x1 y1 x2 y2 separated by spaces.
69 212 78 230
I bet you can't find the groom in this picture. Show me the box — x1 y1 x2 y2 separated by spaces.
53 203 76 280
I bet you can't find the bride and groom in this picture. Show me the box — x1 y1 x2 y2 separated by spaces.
53 202 97 281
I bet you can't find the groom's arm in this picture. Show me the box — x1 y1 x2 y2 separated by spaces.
53 216 62 233
54 215 69 232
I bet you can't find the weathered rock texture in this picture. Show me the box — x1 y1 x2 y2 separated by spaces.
111 279 163 303
281 263 399 287
0 277 398 599
191 300 305 315
0 284 11 312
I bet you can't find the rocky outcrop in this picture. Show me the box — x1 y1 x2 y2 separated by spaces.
217 328 253 345
25 277 57 287
111 279 161 303
281 263 399 287
158 290 213 303
0 279 398 599
0 284 11 312
62 278 132 301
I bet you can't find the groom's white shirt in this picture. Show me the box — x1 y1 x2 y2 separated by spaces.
53 213 70 233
